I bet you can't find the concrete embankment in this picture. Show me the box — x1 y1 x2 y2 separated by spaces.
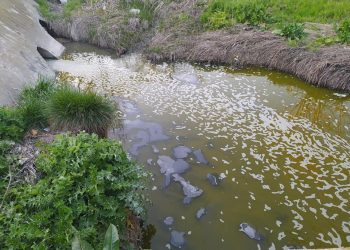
0 0 65 105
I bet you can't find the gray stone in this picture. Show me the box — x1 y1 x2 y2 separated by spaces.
172 145 192 159
173 174 203 204
207 173 220 186
170 230 185 248
196 208 206 219
239 223 264 241
193 149 209 165
164 216 174 226
157 156 190 187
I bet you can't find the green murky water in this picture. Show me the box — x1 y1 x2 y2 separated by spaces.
49 41 350 249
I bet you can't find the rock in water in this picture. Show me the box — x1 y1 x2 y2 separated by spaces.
173 174 203 204
172 145 192 159
157 156 190 187
164 216 174 226
239 223 264 241
170 230 185 248
193 149 209 165
196 208 206 219
207 173 220 186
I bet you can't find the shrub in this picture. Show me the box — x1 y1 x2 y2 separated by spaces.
18 78 57 130
0 132 148 249
0 107 25 141
47 87 116 137
280 23 306 40
336 19 350 44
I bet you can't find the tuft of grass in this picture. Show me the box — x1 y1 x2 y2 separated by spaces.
47 87 115 137
18 78 57 130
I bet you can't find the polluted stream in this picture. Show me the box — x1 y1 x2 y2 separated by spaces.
48 41 350 249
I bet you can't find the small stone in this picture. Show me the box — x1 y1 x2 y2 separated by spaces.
207 173 220 186
164 216 174 226
196 208 206 219
172 145 192 159
147 159 153 165
170 230 185 248
193 149 209 165
239 223 264 241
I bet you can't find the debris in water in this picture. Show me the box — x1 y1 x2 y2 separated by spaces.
239 223 264 241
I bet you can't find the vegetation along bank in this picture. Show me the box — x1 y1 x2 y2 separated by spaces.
0 79 149 249
42 0 350 91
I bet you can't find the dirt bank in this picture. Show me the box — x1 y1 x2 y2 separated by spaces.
48 0 350 92
147 30 350 91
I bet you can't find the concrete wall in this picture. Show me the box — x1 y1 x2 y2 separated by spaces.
0 0 65 105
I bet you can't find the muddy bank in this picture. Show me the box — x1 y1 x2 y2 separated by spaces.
0 0 64 105
147 30 350 92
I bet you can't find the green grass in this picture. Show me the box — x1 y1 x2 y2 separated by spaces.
36 0 55 20
201 0 350 29
47 87 116 137
63 0 84 17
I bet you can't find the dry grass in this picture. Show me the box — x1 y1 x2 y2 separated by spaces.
147 30 350 91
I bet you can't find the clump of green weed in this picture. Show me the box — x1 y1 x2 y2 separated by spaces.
0 132 148 249
336 19 350 44
47 87 116 137
279 23 306 40
0 107 25 141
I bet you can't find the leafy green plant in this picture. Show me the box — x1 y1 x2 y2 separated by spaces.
0 106 25 141
336 19 350 44
206 11 232 29
0 132 148 249
18 78 57 130
201 0 270 28
279 23 306 40
47 87 116 137
72 224 120 250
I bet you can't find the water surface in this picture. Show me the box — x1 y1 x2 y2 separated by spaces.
49 41 350 249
